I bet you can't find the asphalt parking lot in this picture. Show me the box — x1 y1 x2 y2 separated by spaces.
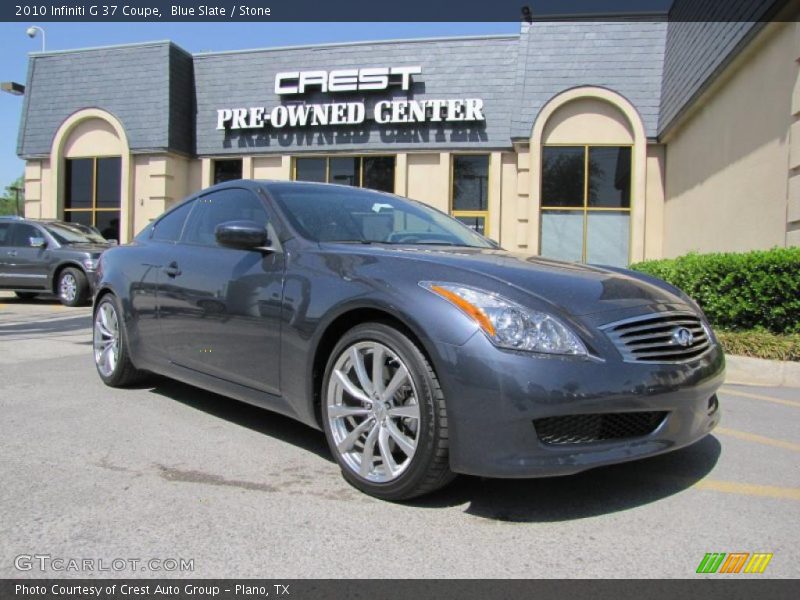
0 291 798 578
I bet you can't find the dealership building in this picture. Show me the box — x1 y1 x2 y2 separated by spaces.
14 9 800 266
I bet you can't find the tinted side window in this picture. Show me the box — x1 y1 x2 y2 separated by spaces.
182 189 268 247
0 223 11 247
9 224 43 247
152 200 195 242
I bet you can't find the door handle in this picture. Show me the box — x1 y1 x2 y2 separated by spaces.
7 251 17 257
163 262 181 278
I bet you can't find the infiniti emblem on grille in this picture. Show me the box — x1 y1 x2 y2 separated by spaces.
672 327 694 347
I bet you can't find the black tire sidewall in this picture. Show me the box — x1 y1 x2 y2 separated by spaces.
321 323 442 500
58 267 88 307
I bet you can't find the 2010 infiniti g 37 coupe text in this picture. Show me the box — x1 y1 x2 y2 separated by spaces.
92 180 724 500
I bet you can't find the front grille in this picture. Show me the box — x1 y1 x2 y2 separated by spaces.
533 411 668 445
601 312 712 363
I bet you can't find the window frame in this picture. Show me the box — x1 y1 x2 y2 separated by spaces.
539 143 633 264
291 155 396 193
63 156 122 236
450 153 491 237
179 187 271 248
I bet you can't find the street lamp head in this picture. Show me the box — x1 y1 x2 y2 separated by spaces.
1 82 25 96
26 26 37 38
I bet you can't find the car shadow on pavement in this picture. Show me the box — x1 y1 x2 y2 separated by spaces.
0 295 62 305
143 376 721 520
412 435 722 521
0 315 92 337
145 377 335 463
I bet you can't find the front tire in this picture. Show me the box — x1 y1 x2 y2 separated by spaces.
321 322 454 501
93 294 146 387
58 267 89 307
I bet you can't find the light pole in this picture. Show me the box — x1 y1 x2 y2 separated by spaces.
26 26 46 52
9 185 23 217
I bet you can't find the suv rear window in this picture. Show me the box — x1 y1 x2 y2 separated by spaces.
0 223 10 246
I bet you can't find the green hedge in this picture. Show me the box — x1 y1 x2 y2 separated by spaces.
630 247 800 334
716 331 800 362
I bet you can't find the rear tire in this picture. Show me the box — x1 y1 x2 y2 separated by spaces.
321 322 454 501
58 267 89 307
93 294 147 387
14 292 39 300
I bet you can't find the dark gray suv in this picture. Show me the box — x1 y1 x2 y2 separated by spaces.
0 216 112 306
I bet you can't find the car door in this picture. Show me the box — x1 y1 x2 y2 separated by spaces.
4 223 50 290
156 187 284 395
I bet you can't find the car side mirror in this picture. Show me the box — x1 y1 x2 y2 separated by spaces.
215 220 270 250
30 237 46 248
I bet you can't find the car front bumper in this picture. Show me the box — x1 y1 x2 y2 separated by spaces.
433 331 725 478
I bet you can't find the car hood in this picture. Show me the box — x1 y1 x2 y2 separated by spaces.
371 246 687 316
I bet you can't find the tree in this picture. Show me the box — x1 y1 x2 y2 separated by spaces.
0 175 24 216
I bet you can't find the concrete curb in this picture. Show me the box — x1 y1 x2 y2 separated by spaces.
725 354 800 387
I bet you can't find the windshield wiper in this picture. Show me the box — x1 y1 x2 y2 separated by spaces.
326 239 374 245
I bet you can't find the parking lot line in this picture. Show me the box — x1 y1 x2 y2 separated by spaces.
715 426 800 452
695 479 800 501
719 387 800 409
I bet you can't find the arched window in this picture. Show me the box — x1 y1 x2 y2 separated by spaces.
530 88 647 266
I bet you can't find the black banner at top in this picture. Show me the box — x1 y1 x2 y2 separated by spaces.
1 0 796 22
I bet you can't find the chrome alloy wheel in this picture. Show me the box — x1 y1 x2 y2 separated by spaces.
60 273 77 303
93 301 120 378
326 341 421 483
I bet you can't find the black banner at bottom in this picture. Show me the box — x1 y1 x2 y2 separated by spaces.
1 580 798 600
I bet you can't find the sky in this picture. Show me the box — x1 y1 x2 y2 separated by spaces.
0 21 533 190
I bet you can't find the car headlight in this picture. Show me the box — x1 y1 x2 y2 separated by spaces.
420 282 587 356
82 258 99 271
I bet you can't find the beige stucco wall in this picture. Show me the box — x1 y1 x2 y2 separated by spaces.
62 119 121 158
663 21 798 256
542 97 635 145
251 156 291 181
405 152 450 214
23 160 46 219
131 154 197 234
644 145 666 260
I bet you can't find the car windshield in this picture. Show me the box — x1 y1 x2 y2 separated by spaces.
267 183 493 248
44 222 108 245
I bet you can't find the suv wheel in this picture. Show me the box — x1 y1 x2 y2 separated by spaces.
58 267 89 307
321 322 454 501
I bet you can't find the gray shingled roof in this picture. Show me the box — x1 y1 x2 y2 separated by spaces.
16 41 194 158
15 17 768 158
512 21 667 139
192 35 519 156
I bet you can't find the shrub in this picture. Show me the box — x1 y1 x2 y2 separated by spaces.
630 247 800 334
716 331 800 362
